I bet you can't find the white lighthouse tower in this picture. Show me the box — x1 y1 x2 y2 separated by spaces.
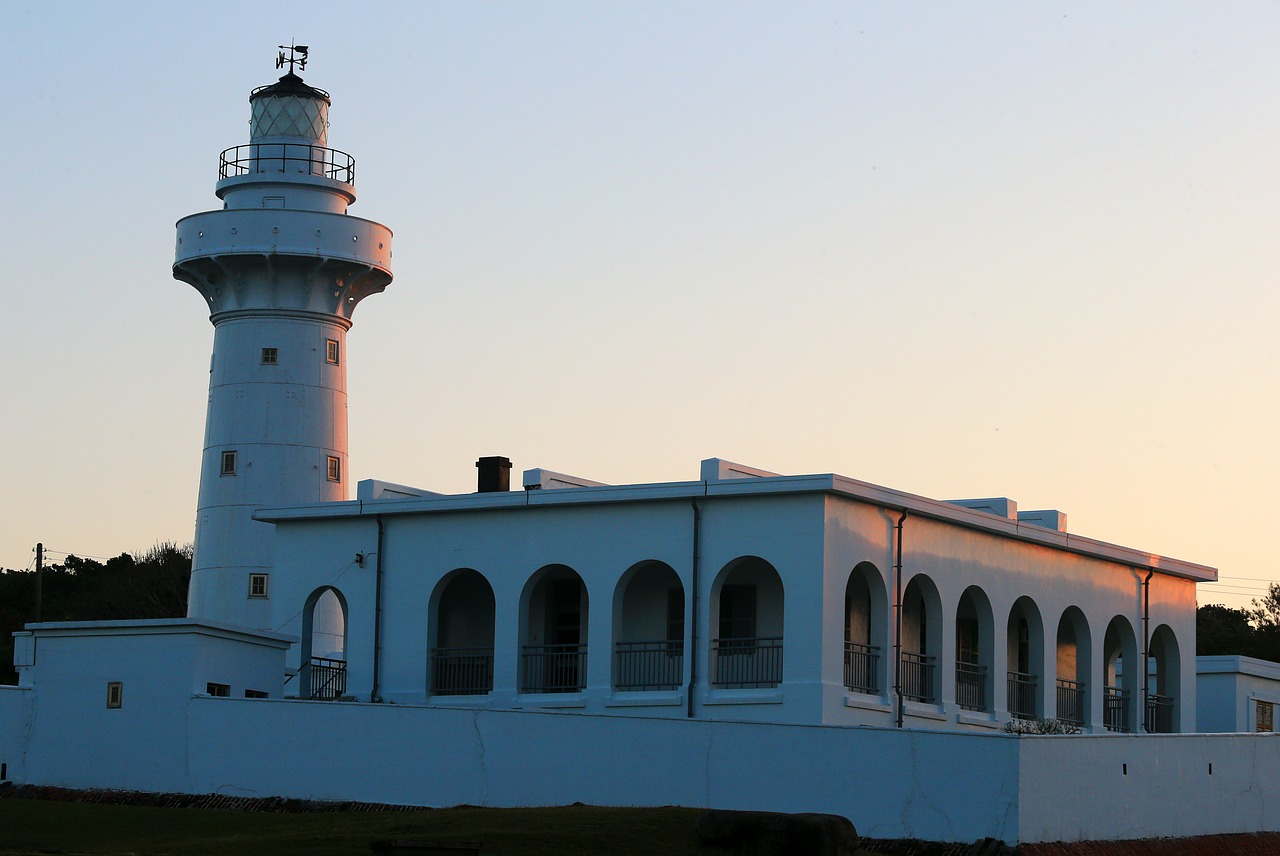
173 48 393 628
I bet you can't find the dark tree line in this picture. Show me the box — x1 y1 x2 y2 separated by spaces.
0 542 191 684
1197 583 1280 664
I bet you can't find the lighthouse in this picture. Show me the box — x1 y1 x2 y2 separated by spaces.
173 47 393 628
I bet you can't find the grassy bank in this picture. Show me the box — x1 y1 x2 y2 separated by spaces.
0 799 890 856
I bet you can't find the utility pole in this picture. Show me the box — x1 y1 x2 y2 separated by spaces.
34 542 43 623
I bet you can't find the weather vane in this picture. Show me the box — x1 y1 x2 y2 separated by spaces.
276 41 309 74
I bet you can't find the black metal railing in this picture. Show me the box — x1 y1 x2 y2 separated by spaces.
614 640 683 691
844 642 880 694
711 637 783 688
900 651 936 703
431 647 494 696
1104 685 1130 732
1145 692 1175 733
1056 678 1086 727
219 143 356 183
956 660 988 711
1008 671 1038 720
307 656 346 700
521 643 587 693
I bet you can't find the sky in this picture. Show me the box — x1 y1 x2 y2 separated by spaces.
1 2 1276 610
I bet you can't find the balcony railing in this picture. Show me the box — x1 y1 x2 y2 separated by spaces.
1056 678 1086 727
1008 671 1038 720
521 643 587 693
844 642 880 694
1104 685 1130 732
711 637 783 689
900 651 936 703
614 640 683 691
956 660 988 711
219 143 356 183
306 656 346 700
431 647 494 696
1145 692 1175 733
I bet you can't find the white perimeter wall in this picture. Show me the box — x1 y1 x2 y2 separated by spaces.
1018 732 1280 841
8 692 1280 843
186 698 1019 843
0 686 31 781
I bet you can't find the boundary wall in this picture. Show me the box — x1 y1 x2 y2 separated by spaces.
5 693 1280 843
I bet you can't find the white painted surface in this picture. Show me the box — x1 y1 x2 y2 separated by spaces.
249 476 1203 734
1197 655 1280 733
0 685 31 782
1018 732 1280 841
173 73 393 628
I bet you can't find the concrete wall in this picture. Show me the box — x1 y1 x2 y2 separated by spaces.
1197 656 1280 733
0 685 31 781
10 682 1280 843
1018 732 1280 841
184 698 1021 843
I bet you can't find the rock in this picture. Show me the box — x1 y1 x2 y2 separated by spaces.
695 809 859 855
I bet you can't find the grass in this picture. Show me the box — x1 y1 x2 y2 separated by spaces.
0 801 703 856
0 798 892 855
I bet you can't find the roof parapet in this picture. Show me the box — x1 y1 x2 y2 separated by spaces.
523 468 608 490
946 497 1018 520
701 457 782 482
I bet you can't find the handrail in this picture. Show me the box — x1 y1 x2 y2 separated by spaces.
219 143 356 183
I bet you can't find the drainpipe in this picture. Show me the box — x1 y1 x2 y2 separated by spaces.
1141 568 1153 732
687 497 702 718
893 510 908 729
371 516 386 703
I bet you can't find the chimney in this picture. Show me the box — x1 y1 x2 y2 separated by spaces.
476 456 512 493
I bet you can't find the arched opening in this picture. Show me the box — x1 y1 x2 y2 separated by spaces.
844 562 888 695
429 569 495 696
1054 607 1091 728
955 586 994 712
1103 615 1139 732
520 565 588 693
1146 624 1181 733
901 575 942 704
612 561 685 691
1006 596 1044 720
710 557 784 689
300 586 347 700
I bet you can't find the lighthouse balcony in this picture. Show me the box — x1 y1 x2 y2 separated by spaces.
220 142 355 184
175 209 392 274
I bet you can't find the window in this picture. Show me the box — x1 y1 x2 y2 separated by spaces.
326 338 340 365
327 456 341 482
220 450 237 476
106 682 123 709
1258 700 1275 733
248 573 269 598
719 584 757 640
244 689 269 699
261 347 278 365
206 683 230 697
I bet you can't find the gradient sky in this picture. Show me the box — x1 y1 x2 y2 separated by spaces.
2 2 1275 610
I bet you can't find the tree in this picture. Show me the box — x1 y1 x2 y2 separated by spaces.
0 542 191 685
1197 603 1255 656
1248 583 1280 630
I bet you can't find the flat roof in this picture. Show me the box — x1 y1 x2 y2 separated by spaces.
255 471 1216 582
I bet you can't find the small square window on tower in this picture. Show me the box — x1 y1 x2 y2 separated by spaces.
327 456 342 482
206 683 230 697
326 339 340 365
220 450 237 476
261 347 278 365
106 682 123 709
248 573 269 598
